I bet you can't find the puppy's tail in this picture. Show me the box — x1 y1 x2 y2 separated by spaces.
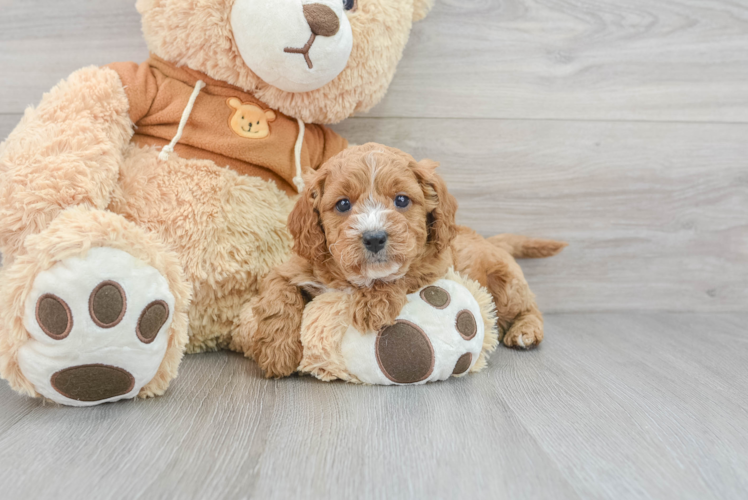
487 234 568 259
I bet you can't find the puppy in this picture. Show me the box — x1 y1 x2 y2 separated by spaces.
247 144 566 378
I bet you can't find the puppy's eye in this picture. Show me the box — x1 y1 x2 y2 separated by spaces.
342 0 357 11
336 199 352 213
395 195 411 209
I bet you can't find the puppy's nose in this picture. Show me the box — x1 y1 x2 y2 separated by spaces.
363 231 388 254
303 4 340 37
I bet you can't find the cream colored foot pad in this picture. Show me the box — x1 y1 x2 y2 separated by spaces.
342 279 486 385
19 248 175 407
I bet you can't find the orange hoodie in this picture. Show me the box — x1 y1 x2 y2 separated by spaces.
108 55 348 195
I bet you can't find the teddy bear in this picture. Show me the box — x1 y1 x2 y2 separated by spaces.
0 0 437 406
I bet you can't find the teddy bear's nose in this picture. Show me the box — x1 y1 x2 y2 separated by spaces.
303 4 340 37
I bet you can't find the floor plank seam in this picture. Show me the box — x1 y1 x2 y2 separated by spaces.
345 116 748 126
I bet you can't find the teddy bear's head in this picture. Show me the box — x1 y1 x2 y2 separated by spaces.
136 0 435 124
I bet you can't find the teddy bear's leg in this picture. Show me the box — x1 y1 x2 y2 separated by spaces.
453 228 545 349
0 66 133 260
0 208 191 405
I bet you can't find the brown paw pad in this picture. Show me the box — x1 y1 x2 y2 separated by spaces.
51 364 135 402
89 281 127 328
453 353 473 376
420 286 451 309
36 294 73 340
376 320 435 384
456 310 477 340
137 300 170 344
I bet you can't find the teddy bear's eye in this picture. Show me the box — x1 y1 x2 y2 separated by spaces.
257 121 260 125
342 0 356 12
241 116 245 120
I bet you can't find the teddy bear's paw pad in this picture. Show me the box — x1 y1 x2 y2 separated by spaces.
51 364 135 403
376 321 435 384
18 247 175 407
89 281 127 328
453 353 473 376
341 279 485 385
420 286 451 309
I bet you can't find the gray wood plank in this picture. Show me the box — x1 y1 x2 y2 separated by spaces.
376 0 748 122
0 313 745 500
1 0 747 123
0 0 148 114
497 313 748 500
248 373 581 500
332 117 748 313
0 352 275 500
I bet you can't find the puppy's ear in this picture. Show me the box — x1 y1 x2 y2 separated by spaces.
288 171 328 264
412 159 458 253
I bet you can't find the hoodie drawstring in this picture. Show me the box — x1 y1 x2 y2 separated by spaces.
158 80 306 195
293 118 306 193
159 80 206 162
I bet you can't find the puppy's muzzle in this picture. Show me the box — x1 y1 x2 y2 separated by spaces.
363 231 388 254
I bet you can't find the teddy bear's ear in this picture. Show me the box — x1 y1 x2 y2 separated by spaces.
413 0 436 22
264 109 277 123
228 97 242 110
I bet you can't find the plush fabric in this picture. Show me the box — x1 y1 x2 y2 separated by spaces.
108 57 347 193
0 0 435 404
138 0 425 124
0 66 133 259
18 247 176 407
231 0 353 93
0 208 191 400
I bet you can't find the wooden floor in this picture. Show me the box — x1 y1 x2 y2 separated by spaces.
0 313 746 500
1 0 747 498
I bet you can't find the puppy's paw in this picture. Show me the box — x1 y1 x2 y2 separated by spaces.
251 334 303 379
502 318 544 349
351 313 396 336
350 289 406 333
257 352 301 379
138 385 166 400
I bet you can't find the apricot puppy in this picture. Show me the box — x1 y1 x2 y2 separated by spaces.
248 144 566 378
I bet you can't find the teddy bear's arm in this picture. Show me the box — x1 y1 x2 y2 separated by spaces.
0 66 135 257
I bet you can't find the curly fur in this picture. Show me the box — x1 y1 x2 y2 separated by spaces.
297 291 358 382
